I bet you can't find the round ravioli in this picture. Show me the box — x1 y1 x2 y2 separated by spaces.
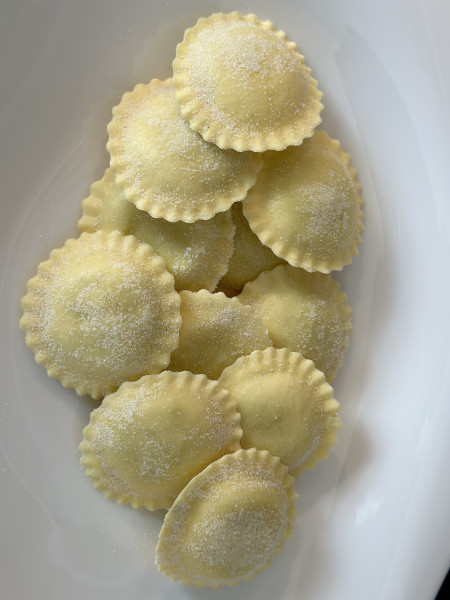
78 168 234 292
80 372 242 510
107 78 262 222
156 448 297 587
219 348 341 475
243 130 364 272
217 202 285 293
20 231 181 399
173 12 323 151
169 290 271 380
239 265 351 381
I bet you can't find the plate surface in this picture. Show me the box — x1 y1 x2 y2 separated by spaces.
1 1 449 599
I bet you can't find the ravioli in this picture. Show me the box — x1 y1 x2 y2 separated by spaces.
217 202 285 293
219 348 341 475
20 231 181 399
78 168 234 292
173 12 323 151
243 130 364 272
107 78 262 222
156 449 297 587
239 265 351 381
169 290 271 379
80 371 242 510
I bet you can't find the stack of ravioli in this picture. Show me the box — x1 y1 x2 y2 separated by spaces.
20 12 364 589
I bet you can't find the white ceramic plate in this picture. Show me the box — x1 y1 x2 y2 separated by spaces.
1 1 449 598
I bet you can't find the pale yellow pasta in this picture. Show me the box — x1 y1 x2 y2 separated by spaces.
169 290 271 379
156 449 297 587
173 12 323 151
239 265 351 381
107 78 262 222
19 10 366 588
243 130 364 272
20 231 181 399
219 348 341 476
80 372 242 510
78 168 234 292
217 202 285 293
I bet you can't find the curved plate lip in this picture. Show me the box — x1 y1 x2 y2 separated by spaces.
1 1 449 599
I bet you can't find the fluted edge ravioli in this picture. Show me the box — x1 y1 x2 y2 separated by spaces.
217 202 285 293
78 168 235 292
168 289 272 380
107 78 262 222
20 231 181 399
219 348 341 476
243 130 365 272
173 12 323 151
80 372 242 510
156 448 297 587
239 265 352 382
